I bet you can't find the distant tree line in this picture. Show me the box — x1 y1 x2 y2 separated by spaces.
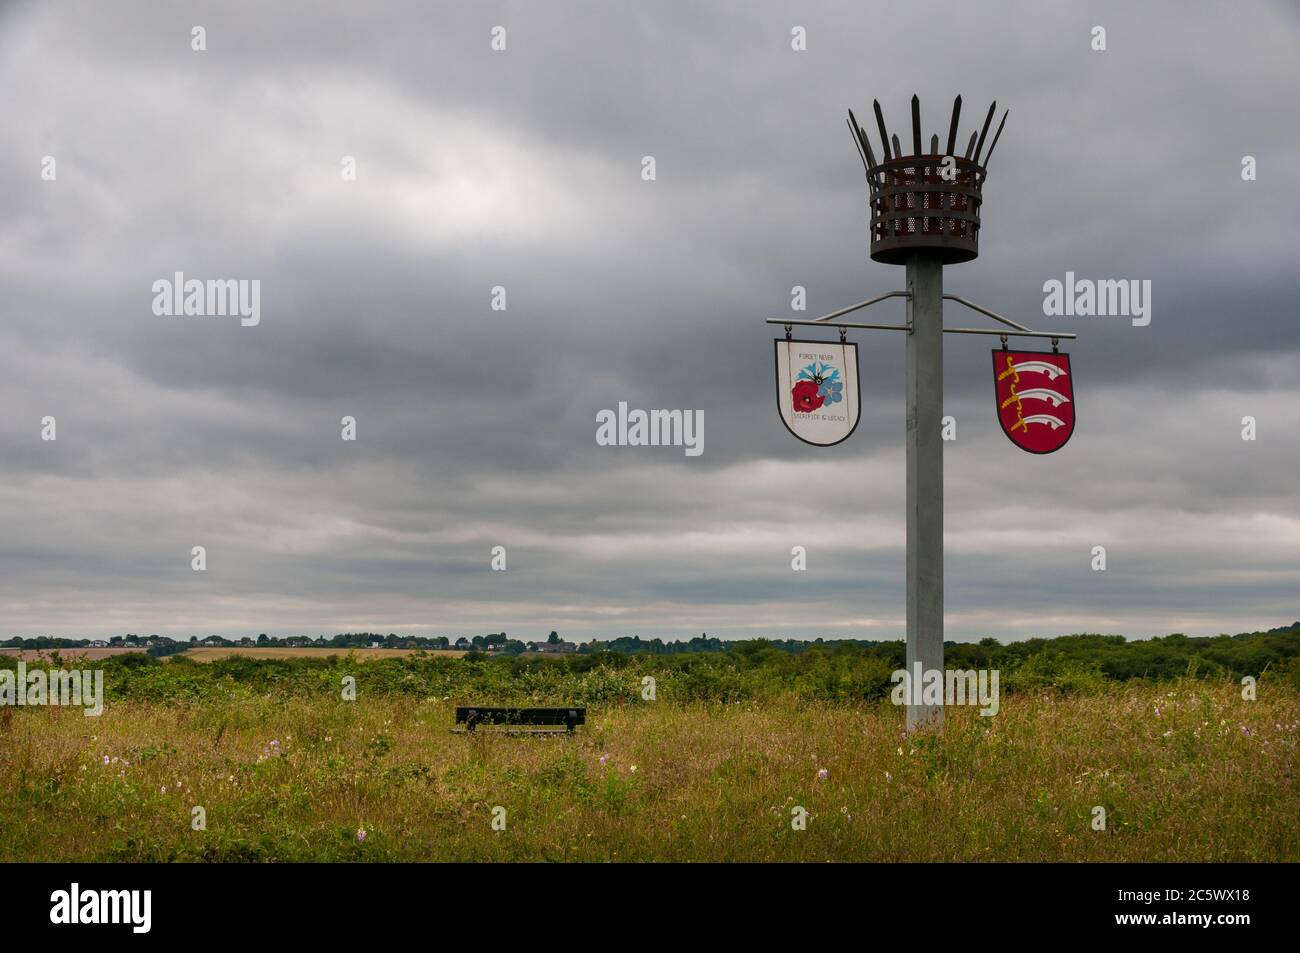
579 634 888 655
0 630 531 655
4 622 1298 679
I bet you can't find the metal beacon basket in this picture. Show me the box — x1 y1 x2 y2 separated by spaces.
847 95 1006 265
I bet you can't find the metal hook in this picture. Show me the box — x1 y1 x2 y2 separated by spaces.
999 334 1008 350
1051 336 1059 353
839 327 848 343
784 324 793 341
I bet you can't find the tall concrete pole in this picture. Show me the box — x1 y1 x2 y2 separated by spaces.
905 252 944 729
839 96 1012 725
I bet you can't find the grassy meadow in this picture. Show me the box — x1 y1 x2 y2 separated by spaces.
1 643 1297 862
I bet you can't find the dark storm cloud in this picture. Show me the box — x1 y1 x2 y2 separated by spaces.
0 0 1296 641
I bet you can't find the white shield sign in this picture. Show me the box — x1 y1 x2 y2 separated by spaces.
774 338 861 446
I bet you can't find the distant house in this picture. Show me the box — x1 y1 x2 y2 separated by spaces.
89 640 108 648
284 636 312 647
200 636 226 646
534 641 578 654
369 641 382 649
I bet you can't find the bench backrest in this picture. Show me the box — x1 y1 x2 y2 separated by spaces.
456 706 585 727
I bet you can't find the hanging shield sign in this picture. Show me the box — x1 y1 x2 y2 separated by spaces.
992 349 1075 454
774 338 861 446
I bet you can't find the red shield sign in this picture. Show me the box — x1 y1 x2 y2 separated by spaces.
992 349 1075 454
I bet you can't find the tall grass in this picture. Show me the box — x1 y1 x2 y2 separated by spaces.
1 671 1296 861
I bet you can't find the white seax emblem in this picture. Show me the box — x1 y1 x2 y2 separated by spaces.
1001 387 1071 409
1010 413 1066 432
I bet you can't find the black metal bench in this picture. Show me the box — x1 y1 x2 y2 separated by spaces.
454 706 585 735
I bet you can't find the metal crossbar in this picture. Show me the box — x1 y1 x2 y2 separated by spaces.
764 291 1076 340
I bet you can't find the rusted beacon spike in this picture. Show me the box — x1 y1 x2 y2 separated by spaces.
911 94 922 156
973 100 997 165
848 108 878 169
846 118 870 175
983 109 1009 169
860 126 878 170
945 95 962 156
873 100 891 160
847 107 863 147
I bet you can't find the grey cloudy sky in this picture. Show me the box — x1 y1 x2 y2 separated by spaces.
1 0 1297 643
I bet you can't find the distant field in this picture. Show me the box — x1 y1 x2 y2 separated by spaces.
0 646 467 662
181 647 467 662
0 647 141 661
